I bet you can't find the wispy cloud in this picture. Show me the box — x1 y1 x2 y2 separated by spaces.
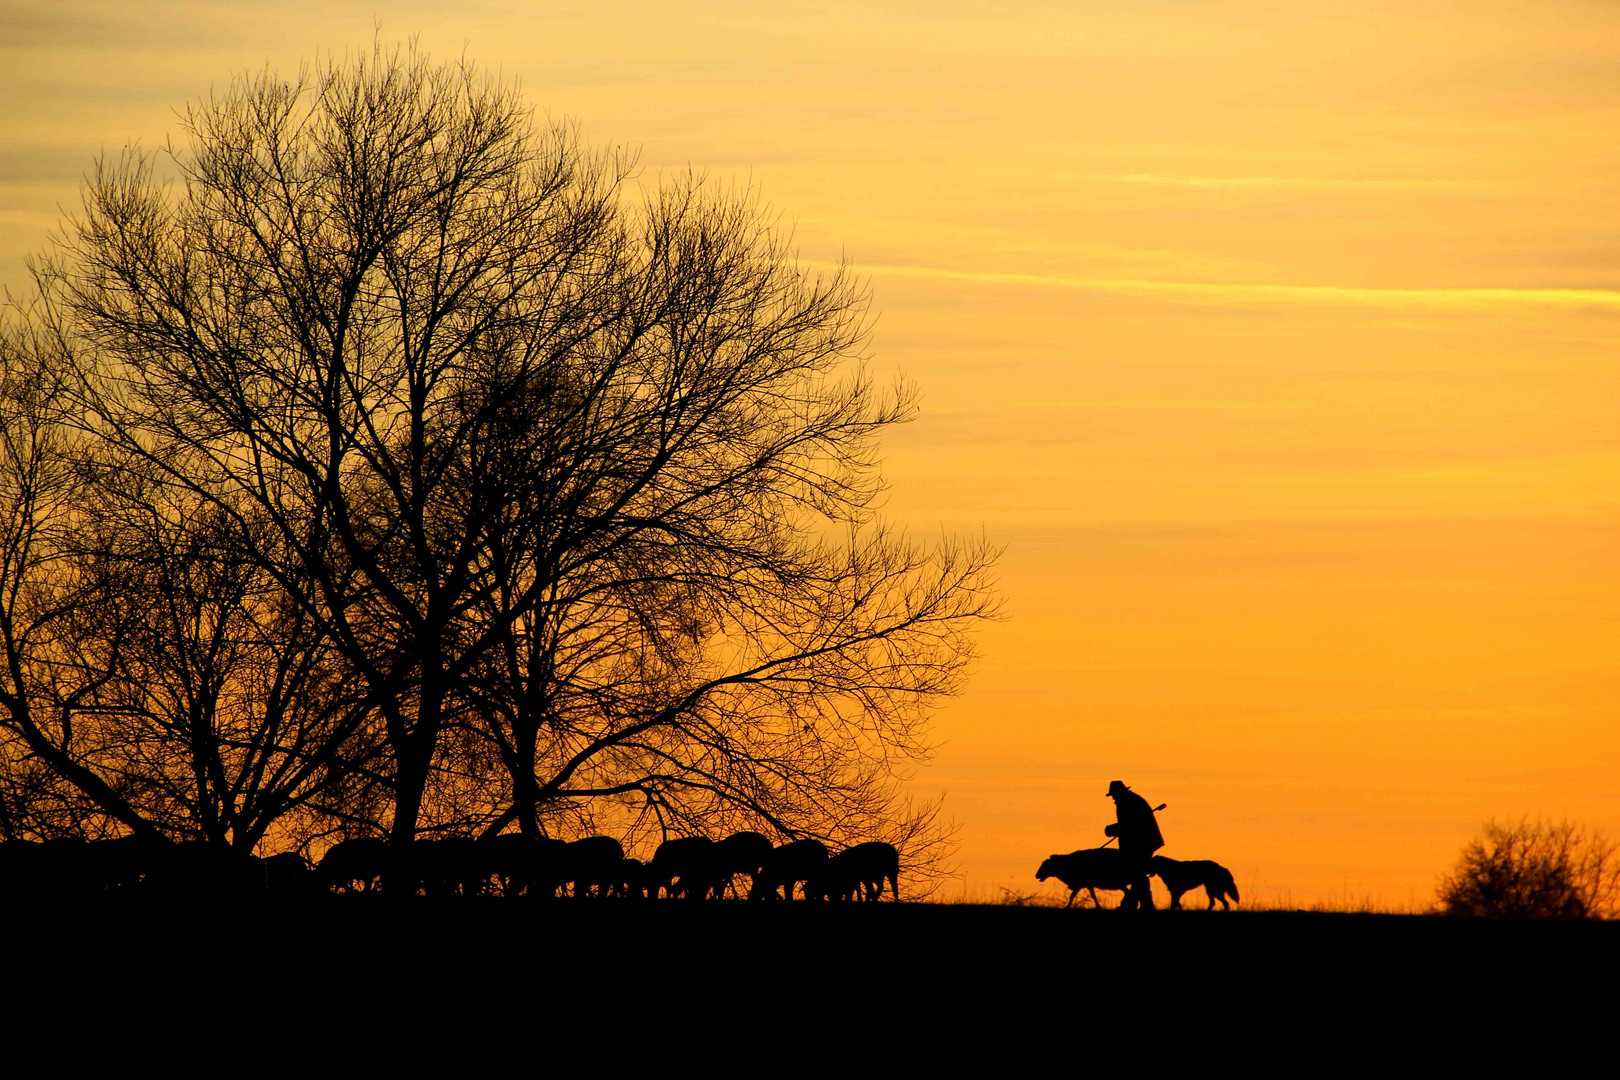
1102 173 1486 192
821 262 1620 310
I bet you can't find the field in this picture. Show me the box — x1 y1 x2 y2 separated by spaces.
6 895 1611 1040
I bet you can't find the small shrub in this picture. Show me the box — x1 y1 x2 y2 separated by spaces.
1438 818 1620 919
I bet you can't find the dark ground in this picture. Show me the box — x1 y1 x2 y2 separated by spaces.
3 898 1611 1059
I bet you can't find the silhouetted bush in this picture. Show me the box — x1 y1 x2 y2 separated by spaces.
1438 819 1619 919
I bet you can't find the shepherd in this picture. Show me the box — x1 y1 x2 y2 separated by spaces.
1104 780 1164 911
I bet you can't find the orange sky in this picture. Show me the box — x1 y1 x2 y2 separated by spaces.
3 1 1617 908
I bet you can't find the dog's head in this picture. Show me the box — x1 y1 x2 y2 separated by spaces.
1150 855 1172 873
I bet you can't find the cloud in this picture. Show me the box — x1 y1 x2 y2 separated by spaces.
822 262 1620 311
1101 173 1487 193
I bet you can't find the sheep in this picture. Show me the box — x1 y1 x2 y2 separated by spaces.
526 837 573 898
34 838 94 897
478 832 542 896
0 840 43 896
560 836 626 897
749 838 829 900
263 851 314 896
145 842 264 898
472 832 569 897
318 837 389 893
802 855 862 902
648 836 721 899
611 856 653 899
713 831 774 898
2 838 95 897
5 836 173 896
412 836 484 897
442 835 487 896
850 841 901 901
804 842 900 902
1036 847 1138 909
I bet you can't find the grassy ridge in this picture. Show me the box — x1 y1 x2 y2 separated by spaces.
2 896 1609 1049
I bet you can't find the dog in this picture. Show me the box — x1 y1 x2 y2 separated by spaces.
1150 856 1239 910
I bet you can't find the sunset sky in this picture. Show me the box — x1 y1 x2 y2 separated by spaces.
3 1 1616 907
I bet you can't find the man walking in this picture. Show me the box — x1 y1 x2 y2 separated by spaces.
1104 780 1163 910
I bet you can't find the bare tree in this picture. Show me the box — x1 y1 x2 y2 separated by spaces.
0 304 156 841
450 179 996 868
1439 818 1620 919
24 40 997 872
1 306 379 850
75 481 383 850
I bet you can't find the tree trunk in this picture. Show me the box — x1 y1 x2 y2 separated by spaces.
513 722 540 839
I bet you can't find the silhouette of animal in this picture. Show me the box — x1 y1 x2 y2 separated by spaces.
560 836 626 897
319 837 389 893
478 832 541 896
1036 848 1138 909
713 831 774 897
650 836 728 899
445 835 486 895
1151 856 1240 910
3 837 162 896
34 838 94 896
750 838 829 900
0 840 43 895
803 869 853 901
854 841 901 900
1 835 168 896
0 839 89 897
526 837 573 897
263 851 314 896
94 836 165 892
143 842 263 898
411 836 484 896
612 857 653 899
802 855 861 901
804 842 901 902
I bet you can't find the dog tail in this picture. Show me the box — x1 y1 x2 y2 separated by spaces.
1227 876 1240 904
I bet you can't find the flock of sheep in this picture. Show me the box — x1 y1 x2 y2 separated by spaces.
0 832 902 903
319 832 901 901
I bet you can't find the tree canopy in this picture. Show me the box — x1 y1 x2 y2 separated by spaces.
0 43 998 886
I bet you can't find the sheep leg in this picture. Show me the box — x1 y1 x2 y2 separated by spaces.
1088 886 1100 908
